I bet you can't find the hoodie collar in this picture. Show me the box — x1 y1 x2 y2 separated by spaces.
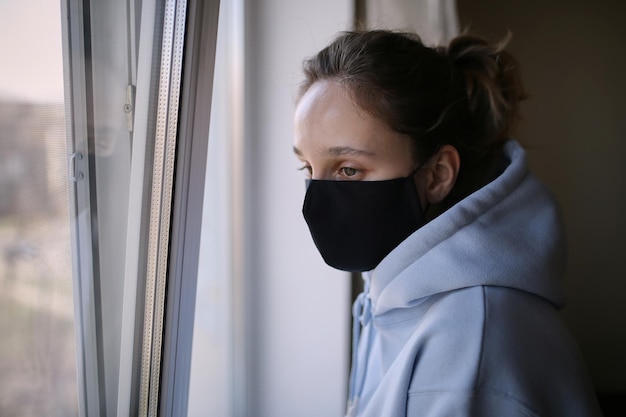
367 141 567 316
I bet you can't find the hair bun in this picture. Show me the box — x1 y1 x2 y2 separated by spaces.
447 32 527 142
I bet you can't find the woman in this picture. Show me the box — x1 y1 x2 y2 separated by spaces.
293 30 603 417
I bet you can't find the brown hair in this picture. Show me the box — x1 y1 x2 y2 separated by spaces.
298 30 527 208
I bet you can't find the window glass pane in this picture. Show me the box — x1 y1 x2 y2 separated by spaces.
0 1 78 416
87 1 134 412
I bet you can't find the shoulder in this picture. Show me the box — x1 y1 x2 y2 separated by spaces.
406 287 602 416
412 286 588 387
477 287 599 408
405 287 542 416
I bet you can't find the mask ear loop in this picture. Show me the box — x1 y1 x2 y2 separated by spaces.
407 158 431 218
407 164 431 215
410 145 444 217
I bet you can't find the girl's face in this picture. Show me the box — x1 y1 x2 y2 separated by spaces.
293 80 415 182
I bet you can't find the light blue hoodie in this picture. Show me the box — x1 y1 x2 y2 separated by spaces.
347 141 603 417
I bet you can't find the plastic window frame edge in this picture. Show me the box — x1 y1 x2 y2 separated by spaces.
158 1 221 416
136 0 188 416
117 0 163 415
61 0 105 415
230 1 248 414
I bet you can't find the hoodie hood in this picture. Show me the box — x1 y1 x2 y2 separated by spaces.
366 141 567 316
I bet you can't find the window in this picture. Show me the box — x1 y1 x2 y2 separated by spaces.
1 1 219 415
0 1 78 415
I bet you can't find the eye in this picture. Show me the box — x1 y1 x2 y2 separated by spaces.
297 164 312 177
340 167 359 177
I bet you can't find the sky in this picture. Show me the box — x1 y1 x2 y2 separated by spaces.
0 0 65 102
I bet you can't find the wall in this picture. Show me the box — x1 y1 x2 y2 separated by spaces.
244 1 353 416
457 0 626 393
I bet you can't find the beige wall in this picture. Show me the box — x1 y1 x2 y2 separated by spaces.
458 0 626 392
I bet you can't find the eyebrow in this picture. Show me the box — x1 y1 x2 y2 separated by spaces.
327 146 376 157
292 145 375 157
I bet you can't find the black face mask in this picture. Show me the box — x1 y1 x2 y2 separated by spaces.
302 174 425 272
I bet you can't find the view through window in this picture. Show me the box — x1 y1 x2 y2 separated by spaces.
0 1 79 415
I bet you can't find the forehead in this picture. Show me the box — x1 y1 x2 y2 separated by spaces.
294 81 387 152
295 80 357 127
